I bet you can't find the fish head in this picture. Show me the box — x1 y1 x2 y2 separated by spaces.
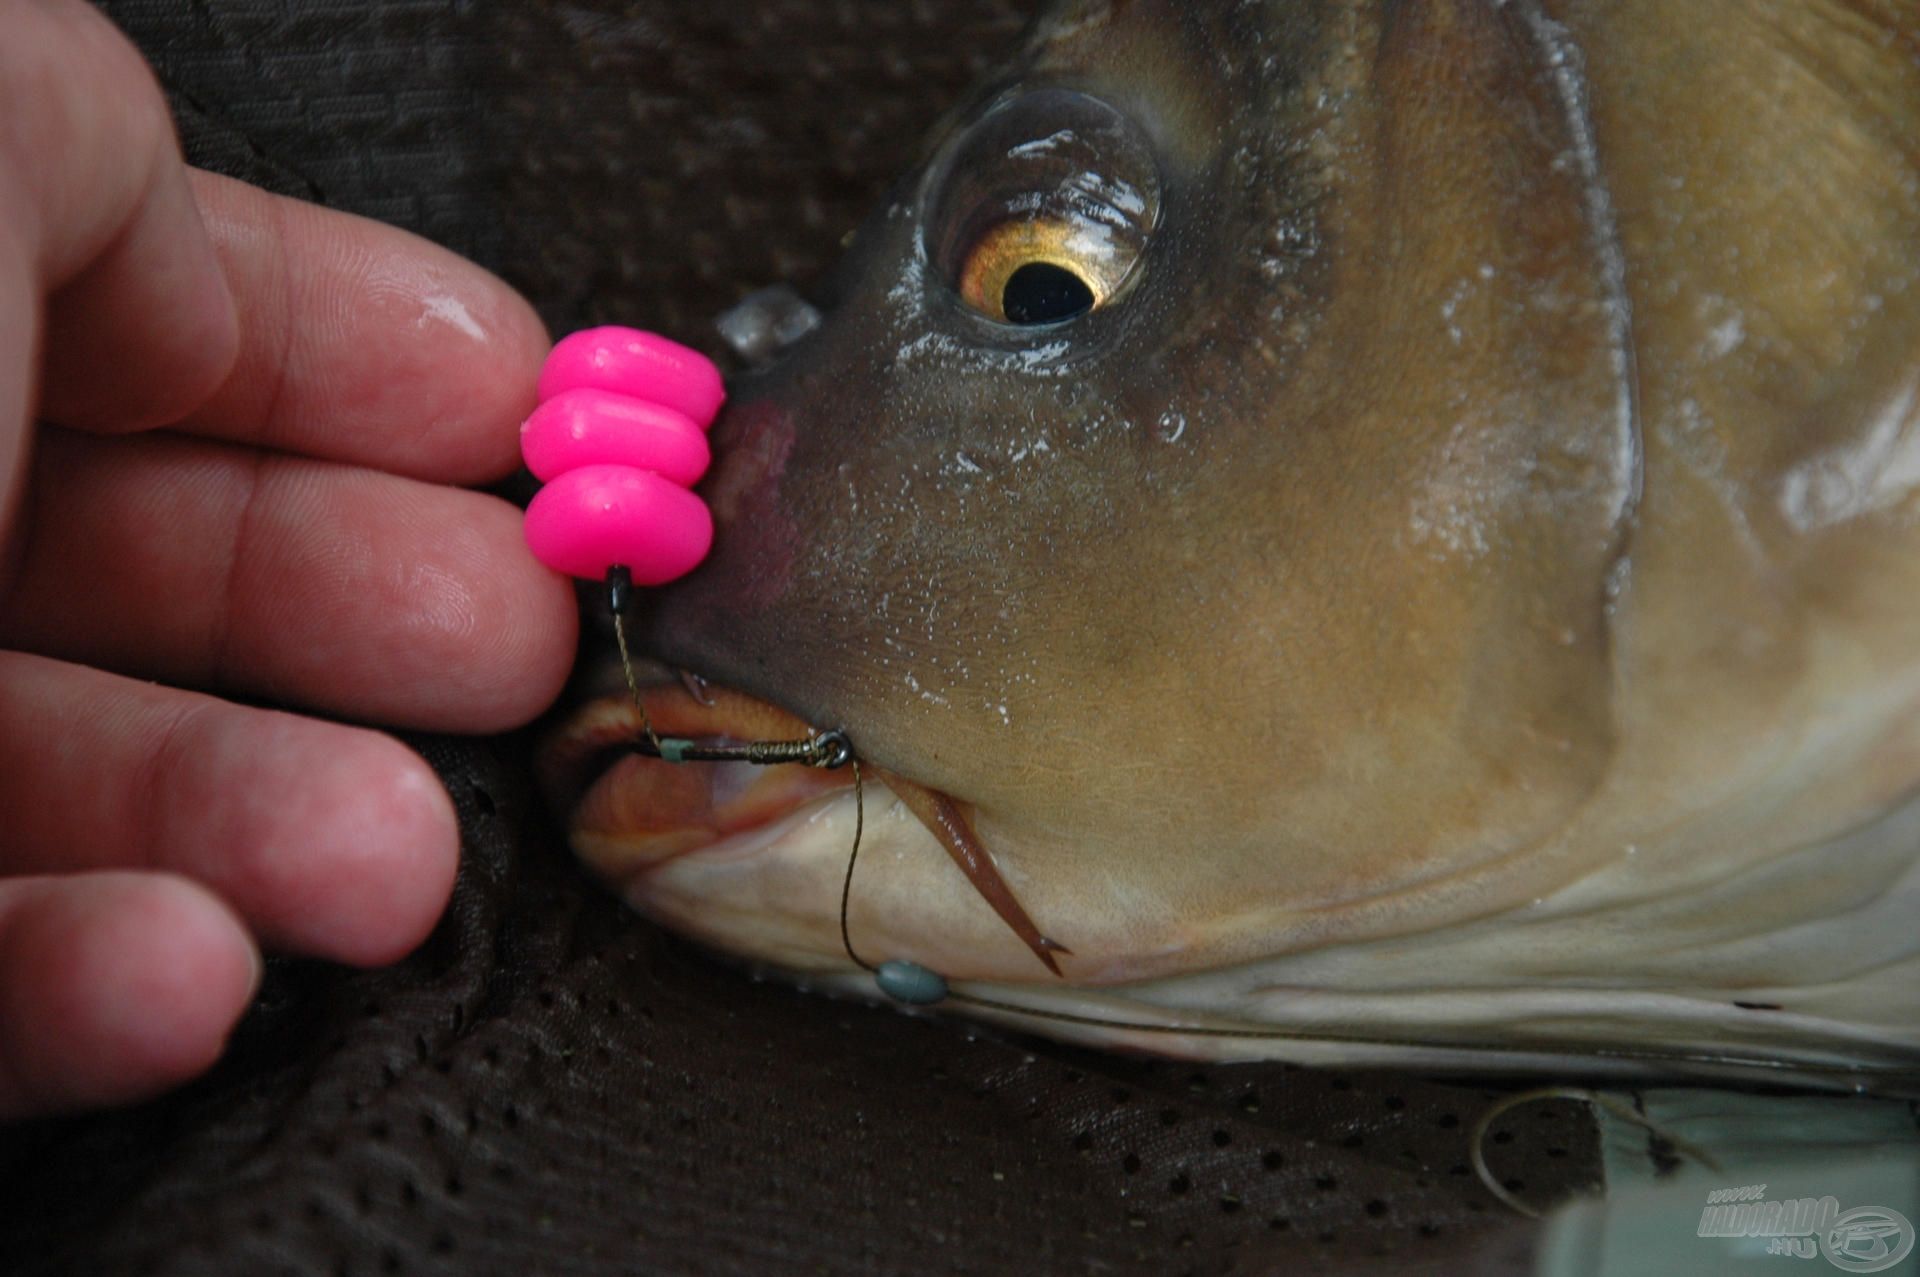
542 0 1642 994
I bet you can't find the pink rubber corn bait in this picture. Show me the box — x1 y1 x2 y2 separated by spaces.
525 465 712 583
521 326 724 586
536 327 726 427
522 389 710 488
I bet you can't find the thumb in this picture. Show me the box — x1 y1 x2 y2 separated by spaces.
1 0 240 439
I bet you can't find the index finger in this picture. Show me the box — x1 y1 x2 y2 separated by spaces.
179 170 551 486
2 0 239 439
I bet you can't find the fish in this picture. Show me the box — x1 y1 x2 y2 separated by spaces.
539 0 1920 1089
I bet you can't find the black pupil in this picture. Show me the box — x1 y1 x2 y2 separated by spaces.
1001 262 1095 324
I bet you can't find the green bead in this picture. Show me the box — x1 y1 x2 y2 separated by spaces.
875 960 949 1006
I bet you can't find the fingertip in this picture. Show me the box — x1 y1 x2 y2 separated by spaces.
304 734 460 967
0 873 257 1119
180 716 460 966
398 489 578 733
185 169 550 484
477 507 582 730
301 193 551 486
465 281 551 482
404 259 550 485
282 479 578 732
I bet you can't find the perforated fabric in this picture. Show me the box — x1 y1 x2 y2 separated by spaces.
1 738 1593 1276
1 5 1605 1273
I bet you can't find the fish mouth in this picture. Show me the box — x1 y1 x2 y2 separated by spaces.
538 678 855 878
540 673 1072 976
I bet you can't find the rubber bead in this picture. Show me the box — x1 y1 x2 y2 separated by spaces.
521 388 710 487
537 326 727 428
523 464 713 585
874 960 950 1006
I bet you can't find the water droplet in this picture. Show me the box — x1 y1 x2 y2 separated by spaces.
678 669 717 706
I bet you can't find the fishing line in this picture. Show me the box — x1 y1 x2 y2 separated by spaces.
607 567 851 769
607 567 665 756
1467 1088 1718 1218
838 758 869 977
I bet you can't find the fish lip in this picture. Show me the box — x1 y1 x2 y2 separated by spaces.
621 787 857 872
545 678 1074 975
538 677 866 877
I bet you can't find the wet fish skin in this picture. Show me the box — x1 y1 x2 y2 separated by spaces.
562 0 1920 1079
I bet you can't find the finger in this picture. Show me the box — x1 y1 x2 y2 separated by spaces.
180 169 549 486
0 428 577 732
0 872 258 1120
0 651 459 965
2 0 238 434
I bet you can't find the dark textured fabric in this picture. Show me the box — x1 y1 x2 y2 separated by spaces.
1 4 1603 1273
0 738 1589 1277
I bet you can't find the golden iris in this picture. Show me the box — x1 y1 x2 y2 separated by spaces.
957 217 1120 325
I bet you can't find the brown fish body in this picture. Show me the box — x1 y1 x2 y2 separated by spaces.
546 0 1920 1084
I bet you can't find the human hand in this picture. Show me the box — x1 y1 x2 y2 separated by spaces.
0 0 577 1119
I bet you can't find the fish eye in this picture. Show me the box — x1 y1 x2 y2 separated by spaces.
958 219 1102 324
923 90 1160 329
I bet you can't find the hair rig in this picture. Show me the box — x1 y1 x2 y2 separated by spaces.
520 329 1010 1015
520 327 851 770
